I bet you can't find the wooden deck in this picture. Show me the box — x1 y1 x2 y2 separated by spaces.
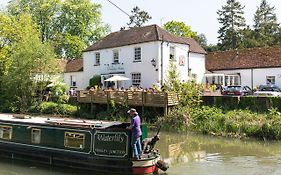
77 90 179 114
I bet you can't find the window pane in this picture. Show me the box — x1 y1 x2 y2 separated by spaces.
134 47 141 61
64 132 85 149
131 73 141 86
31 129 41 144
0 126 12 140
95 52 100 65
113 50 119 63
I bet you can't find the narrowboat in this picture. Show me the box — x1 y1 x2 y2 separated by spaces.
0 114 168 174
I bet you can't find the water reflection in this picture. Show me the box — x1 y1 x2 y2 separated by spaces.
1 132 281 175
155 132 281 175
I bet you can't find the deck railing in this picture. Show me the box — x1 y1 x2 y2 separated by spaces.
77 90 179 107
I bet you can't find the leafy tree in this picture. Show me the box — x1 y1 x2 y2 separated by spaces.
253 0 280 46
165 60 181 92
6 0 110 59
241 26 259 48
0 13 58 112
7 0 60 42
217 0 246 50
127 6 151 28
163 20 198 39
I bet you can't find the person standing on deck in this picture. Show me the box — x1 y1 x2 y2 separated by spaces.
127 108 142 159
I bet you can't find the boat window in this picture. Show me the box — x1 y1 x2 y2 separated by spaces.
0 125 12 140
31 128 41 144
64 132 85 149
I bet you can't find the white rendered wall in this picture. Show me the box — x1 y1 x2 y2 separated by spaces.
64 71 84 90
213 67 281 89
189 53 206 83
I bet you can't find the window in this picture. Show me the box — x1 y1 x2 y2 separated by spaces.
95 52 100 65
169 46 175 61
266 76 275 85
134 47 141 62
31 128 41 144
131 73 141 86
0 125 12 140
64 132 85 149
70 75 76 87
113 50 119 64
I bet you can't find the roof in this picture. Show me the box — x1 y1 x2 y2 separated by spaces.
65 59 83 73
84 24 206 54
206 46 281 71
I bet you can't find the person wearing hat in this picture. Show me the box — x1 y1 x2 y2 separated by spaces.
127 108 142 159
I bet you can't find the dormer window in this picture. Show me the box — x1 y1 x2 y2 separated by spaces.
113 50 119 64
134 47 141 62
95 52 100 66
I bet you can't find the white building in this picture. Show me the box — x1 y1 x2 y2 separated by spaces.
206 46 281 89
64 59 84 89
82 24 206 89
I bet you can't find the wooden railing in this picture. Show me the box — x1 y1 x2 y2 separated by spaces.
77 90 179 107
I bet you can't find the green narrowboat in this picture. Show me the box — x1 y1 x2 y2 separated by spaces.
0 113 166 174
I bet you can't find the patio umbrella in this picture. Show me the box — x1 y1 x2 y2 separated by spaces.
104 75 130 81
104 75 130 89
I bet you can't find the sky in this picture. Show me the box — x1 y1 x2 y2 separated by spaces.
1 0 281 44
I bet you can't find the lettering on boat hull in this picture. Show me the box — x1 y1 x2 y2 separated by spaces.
93 131 128 158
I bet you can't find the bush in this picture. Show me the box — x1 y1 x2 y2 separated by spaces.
29 102 77 116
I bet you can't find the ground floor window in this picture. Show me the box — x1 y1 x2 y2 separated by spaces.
31 128 41 144
64 132 85 149
131 73 141 86
266 76 275 85
0 125 12 140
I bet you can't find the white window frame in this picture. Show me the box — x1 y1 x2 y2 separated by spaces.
134 47 141 62
113 50 119 64
31 128 41 144
64 132 85 149
169 46 176 61
131 73 141 86
266 76 275 85
70 75 77 87
95 52 100 66
0 125 12 140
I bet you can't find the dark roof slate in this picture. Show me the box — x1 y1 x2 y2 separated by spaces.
65 59 83 73
206 46 281 71
84 24 206 54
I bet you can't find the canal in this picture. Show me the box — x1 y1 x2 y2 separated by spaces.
1 132 281 175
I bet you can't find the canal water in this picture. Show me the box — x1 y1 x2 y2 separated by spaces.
1 132 281 175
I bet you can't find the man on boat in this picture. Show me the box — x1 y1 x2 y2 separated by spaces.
127 108 142 159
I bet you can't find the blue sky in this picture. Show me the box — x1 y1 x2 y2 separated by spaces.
1 0 281 44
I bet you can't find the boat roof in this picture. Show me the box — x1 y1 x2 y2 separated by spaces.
0 114 124 129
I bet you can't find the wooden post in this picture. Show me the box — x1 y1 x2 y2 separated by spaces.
142 91 145 116
107 91 110 111
164 92 168 116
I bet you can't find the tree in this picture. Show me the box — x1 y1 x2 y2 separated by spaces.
7 0 110 59
253 0 280 46
7 0 60 42
165 61 181 92
0 13 58 112
163 21 198 39
127 6 151 28
217 0 246 50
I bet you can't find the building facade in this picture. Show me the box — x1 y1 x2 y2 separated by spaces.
64 59 84 90
82 25 206 89
206 46 281 89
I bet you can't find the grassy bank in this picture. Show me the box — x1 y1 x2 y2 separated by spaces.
156 106 281 140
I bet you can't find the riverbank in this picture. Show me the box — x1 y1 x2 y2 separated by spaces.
156 106 281 140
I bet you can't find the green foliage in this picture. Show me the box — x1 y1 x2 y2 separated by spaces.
164 20 198 39
7 0 110 59
217 0 246 50
127 6 151 28
89 75 101 87
253 0 280 47
178 81 202 108
0 13 58 112
164 61 181 92
30 102 77 115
